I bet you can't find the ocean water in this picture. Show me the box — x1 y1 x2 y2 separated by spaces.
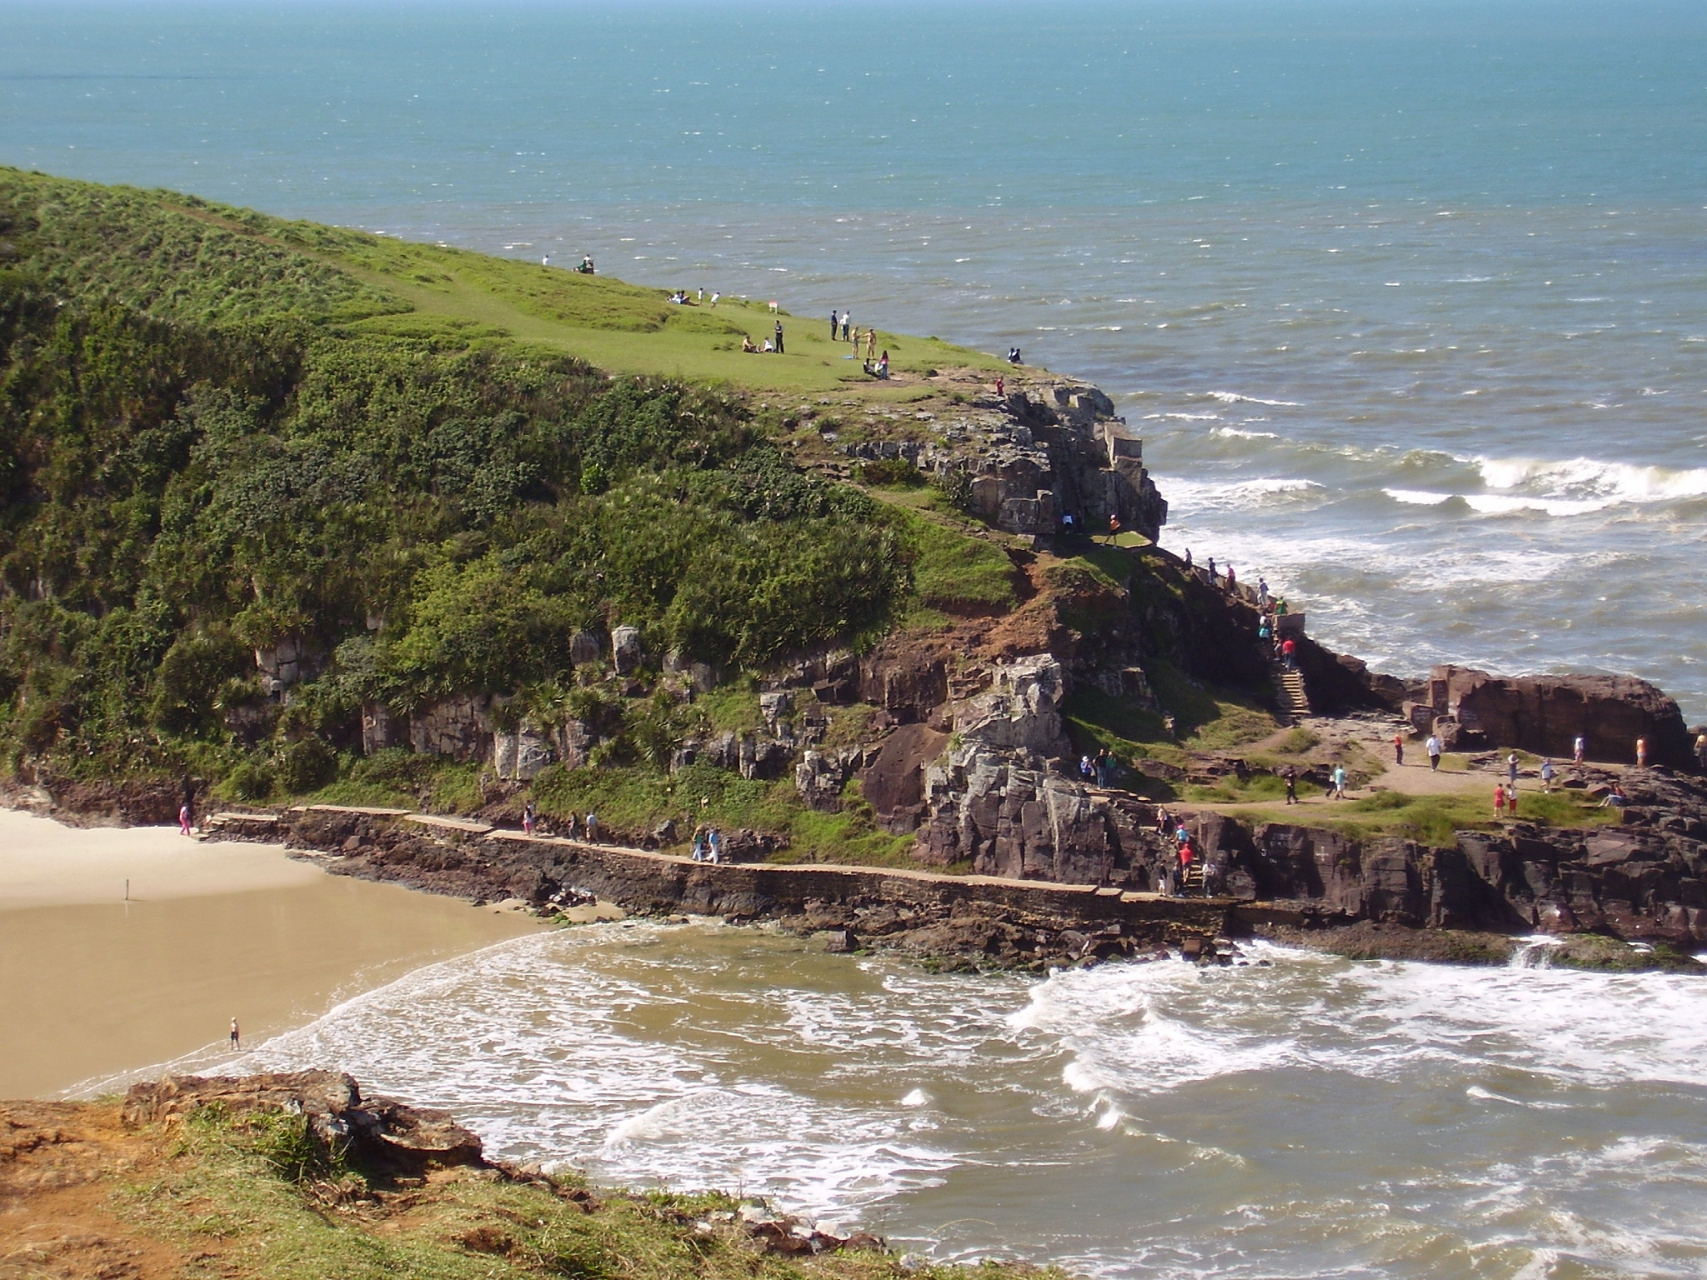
218 922 1707 1280
5 0 1706 715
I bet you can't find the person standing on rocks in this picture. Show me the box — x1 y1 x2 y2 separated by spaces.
1427 734 1442 771
1257 578 1270 610
1225 565 1236 594
1574 735 1586 764
1696 730 1707 770
1507 752 1519 788
1636 737 1648 768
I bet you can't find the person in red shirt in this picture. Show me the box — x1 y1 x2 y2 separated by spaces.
1281 636 1297 670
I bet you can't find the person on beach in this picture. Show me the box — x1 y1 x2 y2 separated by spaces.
522 801 536 837
773 320 784 354
230 1017 240 1049
1427 734 1442 771
179 801 193 837
1283 764 1299 805
1574 735 1586 764
1636 737 1647 768
1541 758 1556 791
586 812 599 844
1331 764 1347 800
1394 733 1405 766
1494 783 1507 817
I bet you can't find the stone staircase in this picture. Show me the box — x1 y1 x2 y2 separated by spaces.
1272 660 1312 722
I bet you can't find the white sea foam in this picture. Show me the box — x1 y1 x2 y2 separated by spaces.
1161 476 1325 513
1205 390 1304 407
1211 425 1280 440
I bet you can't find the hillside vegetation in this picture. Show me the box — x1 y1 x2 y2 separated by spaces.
0 169 1007 803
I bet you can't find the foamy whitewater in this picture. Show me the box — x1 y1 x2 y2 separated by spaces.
217 923 1707 1279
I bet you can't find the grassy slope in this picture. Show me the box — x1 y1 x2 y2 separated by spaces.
170 184 1005 391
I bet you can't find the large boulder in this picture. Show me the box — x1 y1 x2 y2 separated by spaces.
1414 666 1692 766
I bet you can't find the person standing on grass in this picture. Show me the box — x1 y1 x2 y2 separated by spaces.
774 320 784 354
1507 752 1519 787
867 328 877 362
1541 758 1556 792
1331 763 1347 799
1427 734 1442 771
1494 783 1507 818
1284 764 1299 805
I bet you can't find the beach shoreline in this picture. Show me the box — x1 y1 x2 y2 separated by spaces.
0 808 540 1100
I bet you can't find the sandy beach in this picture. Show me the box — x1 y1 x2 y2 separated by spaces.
0 809 538 1099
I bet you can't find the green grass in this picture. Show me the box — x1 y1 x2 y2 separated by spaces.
1224 783 1617 845
113 1103 1058 1280
887 505 1020 616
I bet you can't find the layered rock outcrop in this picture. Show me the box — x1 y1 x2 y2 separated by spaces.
1406 666 1693 766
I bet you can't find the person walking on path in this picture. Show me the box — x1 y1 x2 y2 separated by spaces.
1541 758 1556 792
1636 737 1648 768
522 800 536 837
1574 735 1586 764
229 1017 241 1050
1393 733 1405 766
1331 763 1347 800
1284 764 1299 805
585 812 599 844
708 828 723 864
774 320 784 354
179 801 193 837
1427 734 1442 771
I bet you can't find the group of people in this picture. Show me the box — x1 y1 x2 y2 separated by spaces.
1153 808 1218 897
669 288 720 306
690 825 726 863
1077 747 1118 788
741 319 790 354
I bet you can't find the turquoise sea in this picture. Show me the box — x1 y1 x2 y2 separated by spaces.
6 0 1706 716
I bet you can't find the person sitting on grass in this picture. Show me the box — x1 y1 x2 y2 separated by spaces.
741 334 758 352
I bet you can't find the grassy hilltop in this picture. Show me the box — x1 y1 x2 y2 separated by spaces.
0 169 1031 849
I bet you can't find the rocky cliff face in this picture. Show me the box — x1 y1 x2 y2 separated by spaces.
1406 665 1693 766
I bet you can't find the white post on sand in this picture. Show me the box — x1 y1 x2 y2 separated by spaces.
124 878 130 902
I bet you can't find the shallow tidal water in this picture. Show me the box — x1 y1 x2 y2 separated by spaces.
223 922 1707 1279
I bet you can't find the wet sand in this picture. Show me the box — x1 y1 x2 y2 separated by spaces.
0 810 538 1099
